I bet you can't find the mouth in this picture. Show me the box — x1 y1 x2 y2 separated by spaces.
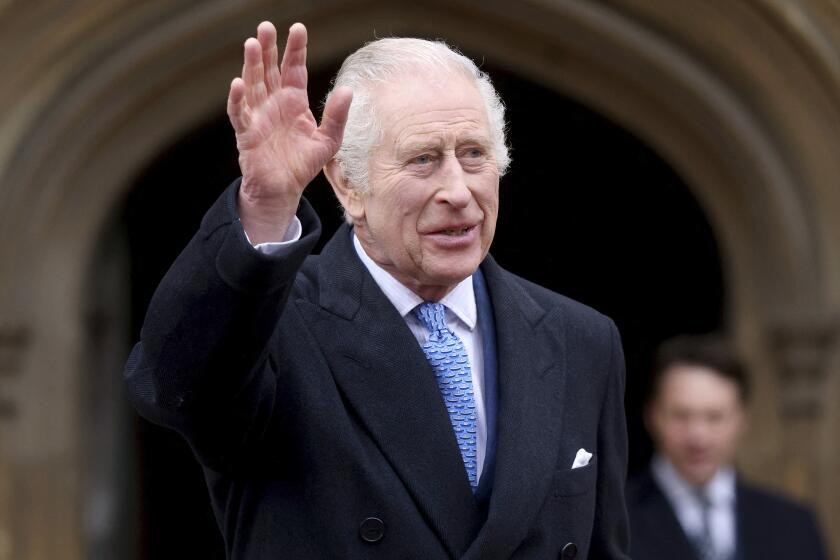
437 225 475 236
429 224 478 237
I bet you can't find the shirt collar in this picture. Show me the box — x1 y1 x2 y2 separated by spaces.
652 454 736 506
706 463 736 505
352 233 477 330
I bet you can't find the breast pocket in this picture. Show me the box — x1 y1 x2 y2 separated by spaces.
554 455 598 497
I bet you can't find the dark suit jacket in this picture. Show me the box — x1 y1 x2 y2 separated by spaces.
627 466 829 560
125 181 630 559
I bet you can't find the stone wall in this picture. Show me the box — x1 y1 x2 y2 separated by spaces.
0 0 838 557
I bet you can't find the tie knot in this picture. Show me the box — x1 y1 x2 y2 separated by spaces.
413 302 449 335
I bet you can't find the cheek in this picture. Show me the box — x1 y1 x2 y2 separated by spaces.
664 426 691 449
719 423 742 448
367 181 416 226
392 191 431 251
482 185 500 218
392 178 433 215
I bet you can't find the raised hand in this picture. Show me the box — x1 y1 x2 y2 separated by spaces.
228 22 353 244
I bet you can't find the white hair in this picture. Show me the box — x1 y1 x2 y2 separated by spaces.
325 37 511 220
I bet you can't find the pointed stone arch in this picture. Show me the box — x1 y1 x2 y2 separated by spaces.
0 1 838 557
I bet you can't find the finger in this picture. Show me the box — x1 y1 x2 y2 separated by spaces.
242 37 268 107
257 22 281 94
318 86 353 146
280 22 308 90
227 77 250 133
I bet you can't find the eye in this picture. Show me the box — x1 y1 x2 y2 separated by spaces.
458 147 487 163
412 154 433 165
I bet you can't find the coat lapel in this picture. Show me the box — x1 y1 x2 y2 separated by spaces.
635 469 701 560
302 226 482 557
735 480 760 560
464 256 570 559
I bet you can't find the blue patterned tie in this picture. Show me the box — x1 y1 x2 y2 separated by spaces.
413 302 478 489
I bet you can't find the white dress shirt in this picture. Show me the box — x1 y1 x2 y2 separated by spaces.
652 455 737 559
248 218 487 480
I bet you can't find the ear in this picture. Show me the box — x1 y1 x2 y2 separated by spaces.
324 159 365 222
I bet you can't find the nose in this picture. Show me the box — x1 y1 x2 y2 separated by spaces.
684 417 713 445
435 154 472 209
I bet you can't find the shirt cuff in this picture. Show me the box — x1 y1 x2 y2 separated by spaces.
243 216 303 255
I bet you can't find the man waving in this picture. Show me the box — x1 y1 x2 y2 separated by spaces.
125 21 629 559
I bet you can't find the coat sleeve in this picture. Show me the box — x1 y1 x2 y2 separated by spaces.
123 178 321 471
589 319 631 559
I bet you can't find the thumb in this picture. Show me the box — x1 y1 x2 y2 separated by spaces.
318 86 353 148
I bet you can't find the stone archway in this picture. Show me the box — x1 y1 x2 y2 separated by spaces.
0 1 838 557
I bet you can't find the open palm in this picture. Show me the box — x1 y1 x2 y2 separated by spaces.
228 22 352 241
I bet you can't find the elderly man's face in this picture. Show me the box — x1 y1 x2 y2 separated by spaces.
647 365 746 486
351 72 500 301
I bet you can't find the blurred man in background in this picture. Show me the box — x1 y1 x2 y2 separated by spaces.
627 334 828 560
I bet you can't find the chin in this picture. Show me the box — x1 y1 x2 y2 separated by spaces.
681 464 718 485
432 263 480 284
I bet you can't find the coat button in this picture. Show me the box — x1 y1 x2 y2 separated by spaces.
561 542 578 559
359 517 385 543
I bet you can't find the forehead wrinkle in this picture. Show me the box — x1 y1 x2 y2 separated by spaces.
391 114 489 152
386 104 485 127
389 107 486 136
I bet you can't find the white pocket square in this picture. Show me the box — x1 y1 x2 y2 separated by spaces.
571 448 592 469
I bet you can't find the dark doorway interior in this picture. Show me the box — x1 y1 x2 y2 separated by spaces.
121 59 723 558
